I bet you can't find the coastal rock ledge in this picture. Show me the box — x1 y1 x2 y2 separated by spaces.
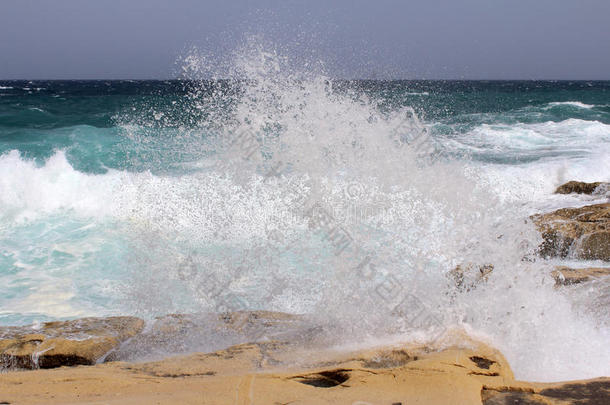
0 315 608 404
533 202 610 261
552 266 610 286
0 316 144 369
554 180 609 195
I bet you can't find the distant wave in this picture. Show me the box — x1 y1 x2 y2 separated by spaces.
444 118 610 169
461 118 610 148
545 101 596 109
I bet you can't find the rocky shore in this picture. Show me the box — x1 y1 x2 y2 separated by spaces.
0 317 144 369
0 181 608 404
533 181 610 291
0 313 609 404
534 202 610 261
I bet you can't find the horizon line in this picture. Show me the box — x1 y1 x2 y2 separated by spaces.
2 77 610 82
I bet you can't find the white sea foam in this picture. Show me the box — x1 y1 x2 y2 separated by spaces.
0 150 125 222
445 119 610 199
457 119 610 153
446 119 610 209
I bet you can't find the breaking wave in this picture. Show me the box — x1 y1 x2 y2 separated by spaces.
1 42 609 382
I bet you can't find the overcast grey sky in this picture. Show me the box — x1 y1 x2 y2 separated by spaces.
1 0 609 80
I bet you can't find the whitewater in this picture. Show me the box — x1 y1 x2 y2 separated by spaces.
1 46 609 382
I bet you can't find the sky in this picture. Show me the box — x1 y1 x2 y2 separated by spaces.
1 0 609 80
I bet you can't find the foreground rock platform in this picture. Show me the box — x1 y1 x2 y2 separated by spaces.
0 316 144 369
0 315 608 404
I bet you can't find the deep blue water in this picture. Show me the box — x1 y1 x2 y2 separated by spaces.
1 80 609 172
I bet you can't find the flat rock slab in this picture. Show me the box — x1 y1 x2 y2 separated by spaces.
483 379 610 405
0 333 608 405
111 311 314 362
552 266 610 286
0 316 144 369
533 203 610 261
555 181 609 195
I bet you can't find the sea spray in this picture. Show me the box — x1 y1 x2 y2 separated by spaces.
113 43 609 381
1 44 609 382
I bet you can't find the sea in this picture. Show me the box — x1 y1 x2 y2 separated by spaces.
1 51 609 382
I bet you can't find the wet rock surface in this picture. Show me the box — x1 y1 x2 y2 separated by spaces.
0 315 608 404
552 266 610 286
0 316 144 369
483 379 610 405
555 181 609 195
533 203 610 261
449 263 494 291
110 311 315 362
